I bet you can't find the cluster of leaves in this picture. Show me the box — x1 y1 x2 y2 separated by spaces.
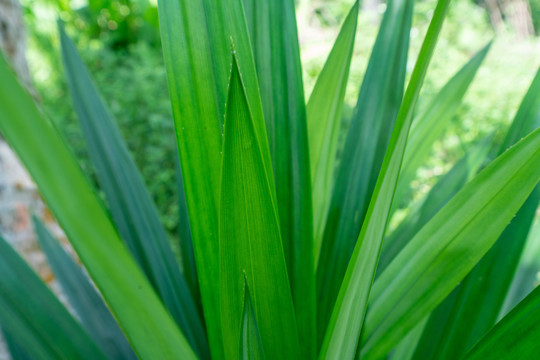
0 0 540 359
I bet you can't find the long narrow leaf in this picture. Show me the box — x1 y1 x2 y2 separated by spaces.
33 217 136 360
156 0 228 355
412 67 540 360
219 54 300 360
175 158 200 308
378 135 491 274
0 235 107 360
0 52 196 360
465 284 540 359
1 327 31 360
243 0 315 356
316 0 414 344
391 42 491 212
318 0 450 357
240 281 265 360
58 25 208 358
364 124 540 360
307 1 359 262
156 1 275 356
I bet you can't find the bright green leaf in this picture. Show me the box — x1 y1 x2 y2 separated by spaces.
364 125 540 360
219 54 300 360
392 42 491 212
316 0 414 344
318 0 449 357
412 66 540 360
307 0 359 263
243 0 315 356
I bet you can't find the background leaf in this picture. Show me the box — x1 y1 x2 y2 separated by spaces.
0 235 107 360
59 24 208 358
0 52 196 360
364 125 540 360
412 67 540 360
318 0 449 356
391 42 491 213
378 135 492 274
33 217 136 360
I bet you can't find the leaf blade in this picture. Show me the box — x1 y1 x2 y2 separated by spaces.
412 66 540 360
219 55 300 360
364 125 540 360
0 235 108 360
307 0 359 263
58 25 208 358
33 217 136 360
243 0 315 356
316 0 414 344
319 0 451 357
0 52 196 360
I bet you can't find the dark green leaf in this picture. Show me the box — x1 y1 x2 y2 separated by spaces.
0 235 107 360
465 284 540 359
240 281 265 360
33 217 136 360
58 24 208 358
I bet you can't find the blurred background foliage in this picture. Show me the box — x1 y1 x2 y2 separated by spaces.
19 0 539 240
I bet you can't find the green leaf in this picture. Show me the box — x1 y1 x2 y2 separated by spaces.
33 217 136 360
240 281 265 360
307 0 359 263
0 52 196 360
175 157 200 310
500 219 540 315
316 0 414 344
58 24 208 358
392 42 491 212
243 0 315 357
0 235 107 360
1 327 31 360
464 284 540 359
412 67 540 360
318 0 450 356
364 123 540 360
378 135 492 274
156 0 227 355
220 54 300 360
391 317 428 360
156 1 274 356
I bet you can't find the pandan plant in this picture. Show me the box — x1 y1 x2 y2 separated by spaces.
0 0 539 359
